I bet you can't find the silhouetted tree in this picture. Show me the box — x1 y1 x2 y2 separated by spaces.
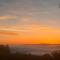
0 45 60 60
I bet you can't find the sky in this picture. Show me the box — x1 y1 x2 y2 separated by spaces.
0 0 60 45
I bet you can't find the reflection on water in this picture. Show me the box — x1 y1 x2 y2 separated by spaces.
9 44 60 55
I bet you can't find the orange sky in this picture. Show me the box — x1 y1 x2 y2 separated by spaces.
0 24 60 45
0 0 60 45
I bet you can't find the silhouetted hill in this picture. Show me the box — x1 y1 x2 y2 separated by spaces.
0 45 60 60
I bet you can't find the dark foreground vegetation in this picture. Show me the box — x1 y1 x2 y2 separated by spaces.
0 45 60 60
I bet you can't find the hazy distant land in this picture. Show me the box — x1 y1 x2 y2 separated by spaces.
9 44 60 55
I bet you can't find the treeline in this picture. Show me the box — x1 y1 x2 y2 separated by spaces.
0 45 60 60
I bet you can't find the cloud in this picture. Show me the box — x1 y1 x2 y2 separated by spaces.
0 29 18 35
0 16 16 20
0 16 17 26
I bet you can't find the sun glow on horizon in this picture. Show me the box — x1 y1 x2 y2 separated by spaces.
0 0 60 45
0 24 60 45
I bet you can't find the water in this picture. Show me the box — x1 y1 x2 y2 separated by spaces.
9 44 60 55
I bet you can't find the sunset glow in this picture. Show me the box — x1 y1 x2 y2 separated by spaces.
0 0 60 45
